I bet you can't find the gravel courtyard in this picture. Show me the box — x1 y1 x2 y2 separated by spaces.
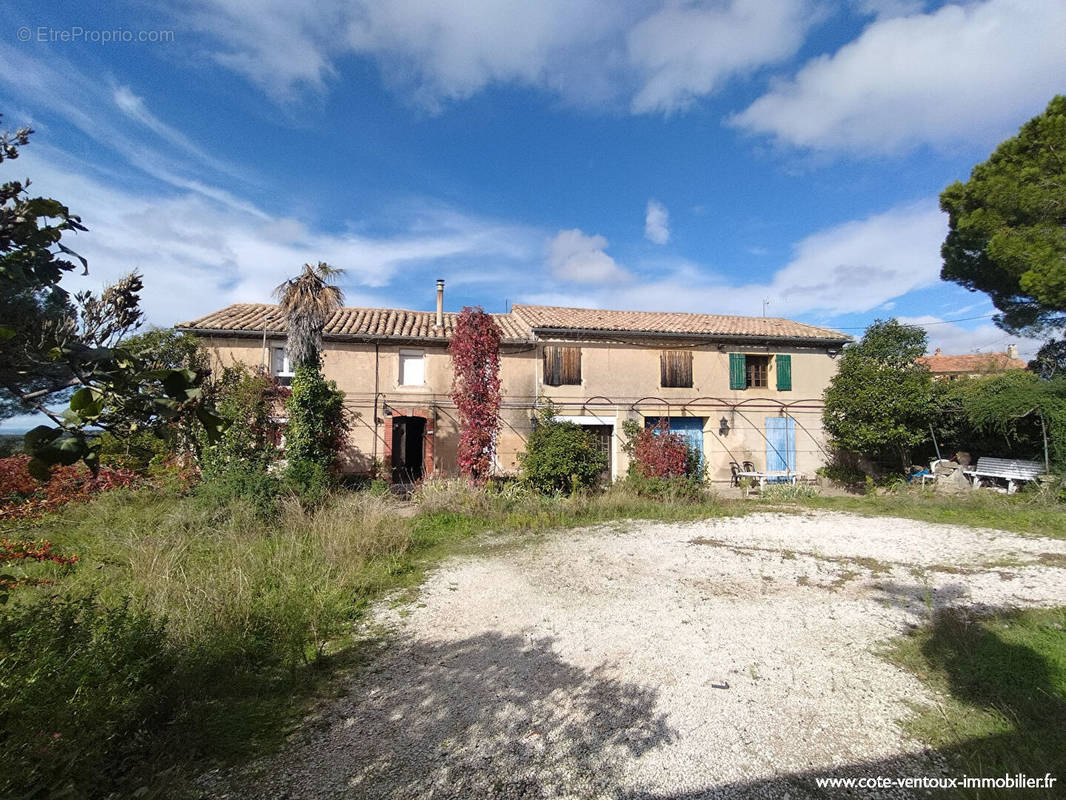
238 512 1066 799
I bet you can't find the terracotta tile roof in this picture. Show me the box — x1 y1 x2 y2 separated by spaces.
510 304 850 342
177 302 850 344
917 352 1028 374
176 303 533 343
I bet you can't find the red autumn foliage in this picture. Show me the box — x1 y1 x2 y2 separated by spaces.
449 307 502 485
632 420 690 478
0 537 79 592
0 454 139 520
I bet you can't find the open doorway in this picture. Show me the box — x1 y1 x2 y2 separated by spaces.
391 416 426 484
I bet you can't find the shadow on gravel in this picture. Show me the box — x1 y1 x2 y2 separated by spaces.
256 631 674 799
621 606 1066 800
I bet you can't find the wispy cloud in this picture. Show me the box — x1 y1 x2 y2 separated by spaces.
898 315 1041 359
524 199 946 321
0 42 257 214
13 149 543 326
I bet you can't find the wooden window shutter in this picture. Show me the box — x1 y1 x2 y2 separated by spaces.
776 354 792 391
561 347 581 385
544 346 581 386
729 353 746 390
661 350 693 388
543 346 561 386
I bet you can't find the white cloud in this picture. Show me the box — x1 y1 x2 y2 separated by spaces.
174 0 821 112
546 229 628 283
0 43 256 213
627 0 816 113
644 200 670 244
898 315 1041 360
731 0 1066 153
525 200 946 320
13 150 543 327
112 86 246 181
850 0 925 19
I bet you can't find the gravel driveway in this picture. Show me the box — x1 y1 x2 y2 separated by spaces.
234 512 1066 799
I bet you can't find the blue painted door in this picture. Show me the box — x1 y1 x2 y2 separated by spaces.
646 417 705 466
765 417 796 477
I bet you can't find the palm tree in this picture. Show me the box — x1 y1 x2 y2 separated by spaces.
273 262 344 368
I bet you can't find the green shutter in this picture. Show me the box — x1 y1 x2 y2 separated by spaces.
776 354 792 391
729 353 746 390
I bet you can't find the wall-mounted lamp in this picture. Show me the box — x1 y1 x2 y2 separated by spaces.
719 416 730 436
827 348 840 358
384 406 392 417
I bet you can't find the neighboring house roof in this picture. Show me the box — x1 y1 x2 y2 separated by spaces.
177 302 850 345
509 304 850 343
917 352 1028 374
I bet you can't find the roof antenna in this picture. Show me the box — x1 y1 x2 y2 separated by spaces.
762 298 771 317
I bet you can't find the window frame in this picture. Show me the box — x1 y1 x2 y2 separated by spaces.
398 349 426 387
271 346 293 386
745 354 771 389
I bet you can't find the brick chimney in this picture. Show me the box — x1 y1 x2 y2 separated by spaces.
1006 344 1019 360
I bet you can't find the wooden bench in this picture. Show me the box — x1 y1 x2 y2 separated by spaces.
964 457 1046 494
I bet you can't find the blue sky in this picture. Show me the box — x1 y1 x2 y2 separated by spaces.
2 0 1064 370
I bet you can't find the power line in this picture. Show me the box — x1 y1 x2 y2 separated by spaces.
831 313 997 331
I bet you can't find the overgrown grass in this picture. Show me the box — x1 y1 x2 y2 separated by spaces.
887 607 1066 798
0 487 413 798
0 479 737 798
2 476 1063 798
802 486 1066 539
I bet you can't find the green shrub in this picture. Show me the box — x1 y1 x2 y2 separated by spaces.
198 364 284 476
194 464 281 518
284 364 347 480
816 461 867 486
0 594 176 799
97 428 174 472
283 459 335 508
519 404 607 494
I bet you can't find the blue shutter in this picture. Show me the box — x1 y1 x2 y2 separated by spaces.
765 417 796 478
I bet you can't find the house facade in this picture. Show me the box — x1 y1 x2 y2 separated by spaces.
177 287 850 484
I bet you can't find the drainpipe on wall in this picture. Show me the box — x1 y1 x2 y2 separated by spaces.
371 343 380 476
435 279 445 329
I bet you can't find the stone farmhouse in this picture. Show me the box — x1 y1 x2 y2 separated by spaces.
177 282 851 485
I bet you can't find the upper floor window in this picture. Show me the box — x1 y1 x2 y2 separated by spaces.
271 346 293 386
729 353 791 391
399 349 425 386
746 354 770 388
543 345 581 386
660 350 693 388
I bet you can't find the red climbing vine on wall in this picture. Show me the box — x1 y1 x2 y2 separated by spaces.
449 307 502 485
